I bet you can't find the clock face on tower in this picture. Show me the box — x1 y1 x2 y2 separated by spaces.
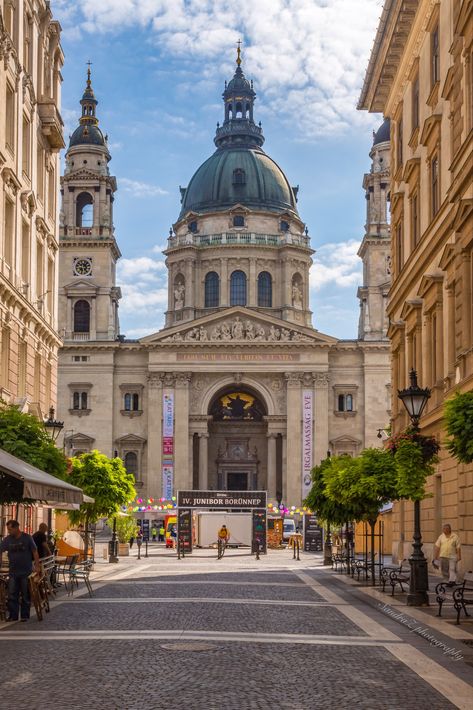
73 258 92 276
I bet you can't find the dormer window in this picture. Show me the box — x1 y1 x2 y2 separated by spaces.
188 220 198 233
232 169 246 186
280 220 290 232
233 215 245 227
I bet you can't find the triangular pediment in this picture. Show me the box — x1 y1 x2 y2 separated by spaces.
115 433 147 446
141 307 338 347
63 279 99 295
67 168 101 181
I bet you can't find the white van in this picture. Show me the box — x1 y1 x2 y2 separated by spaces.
282 518 296 543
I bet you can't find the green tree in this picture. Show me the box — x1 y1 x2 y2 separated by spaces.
0 401 67 502
107 515 139 544
444 391 473 464
305 456 356 526
64 450 136 554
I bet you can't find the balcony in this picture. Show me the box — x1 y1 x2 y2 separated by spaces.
167 232 311 249
61 226 113 239
72 333 90 341
37 99 65 150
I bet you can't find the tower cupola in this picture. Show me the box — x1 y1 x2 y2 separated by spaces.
68 67 108 150
214 43 264 149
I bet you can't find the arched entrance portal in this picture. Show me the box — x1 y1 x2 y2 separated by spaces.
207 387 267 491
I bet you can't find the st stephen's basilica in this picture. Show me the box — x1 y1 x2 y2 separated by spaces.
57 51 392 507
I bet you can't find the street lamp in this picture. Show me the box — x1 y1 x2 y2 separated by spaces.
44 407 64 442
323 450 332 566
397 368 431 606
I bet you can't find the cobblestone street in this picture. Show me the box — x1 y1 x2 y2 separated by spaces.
1 548 472 709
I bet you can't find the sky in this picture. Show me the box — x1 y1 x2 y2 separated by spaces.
52 0 385 340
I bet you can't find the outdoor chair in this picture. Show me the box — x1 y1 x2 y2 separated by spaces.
67 559 94 597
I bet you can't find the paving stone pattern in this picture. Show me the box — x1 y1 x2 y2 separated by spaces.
0 640 455 710
0 565 461 709
92 580 324 602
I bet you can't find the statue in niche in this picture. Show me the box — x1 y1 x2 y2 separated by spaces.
232 317 244 340
292 283 303 309
174 282 185 310
245 320 255 340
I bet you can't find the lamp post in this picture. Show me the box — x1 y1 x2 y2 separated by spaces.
397 368 431 606
323 450 332 566
44 407 64 442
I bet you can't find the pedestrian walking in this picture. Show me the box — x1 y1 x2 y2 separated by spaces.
151 526 157 542
129 535 135 549
0 520 41 622
433 523 461 586
158 524 165 542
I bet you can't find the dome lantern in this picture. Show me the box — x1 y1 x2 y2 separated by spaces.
214 42 264 150
68 64 108 150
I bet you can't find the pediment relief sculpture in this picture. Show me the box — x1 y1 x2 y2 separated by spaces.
162 316 312 343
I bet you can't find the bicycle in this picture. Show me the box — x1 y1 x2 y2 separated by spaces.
217 537 227 560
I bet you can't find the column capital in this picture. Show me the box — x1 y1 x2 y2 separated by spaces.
199 432 209 439
266 432 277 440
174 372 192 388
312 371 330 387
147 373 164 389
284 371 302 387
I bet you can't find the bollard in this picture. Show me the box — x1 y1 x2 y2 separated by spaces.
296 538 300 561
255 539 260 561
137 541 142 560
145 540 149 558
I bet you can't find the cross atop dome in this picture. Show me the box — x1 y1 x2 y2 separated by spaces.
79 62 98 127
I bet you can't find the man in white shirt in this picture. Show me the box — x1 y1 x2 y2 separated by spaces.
433 524 461 586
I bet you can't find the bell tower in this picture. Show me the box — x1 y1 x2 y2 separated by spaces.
357 118 391 341
58 68 121 342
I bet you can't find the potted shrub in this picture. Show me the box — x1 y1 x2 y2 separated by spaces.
108 515 138 556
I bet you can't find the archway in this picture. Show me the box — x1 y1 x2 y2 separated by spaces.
206 385 268 491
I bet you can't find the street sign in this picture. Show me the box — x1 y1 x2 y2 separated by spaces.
303 514 323 552
252 509 267 553
141 519 150 542
177 490 267 509
178 508 192 553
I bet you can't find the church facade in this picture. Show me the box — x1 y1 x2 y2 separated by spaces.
57 57 392 508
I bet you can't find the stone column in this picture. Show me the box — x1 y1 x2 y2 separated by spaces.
249 258 256 306
435 298 444 384
146 373 163 497
199 432 209 490
285 372 302 506
189 432 194 488
266 433 277 498
185 258 193 310
446 283 456 376
422 313 432 386
313 372 329 466
174 373 191 491
461 250 471 350
220 258 228 306
281 433 287 502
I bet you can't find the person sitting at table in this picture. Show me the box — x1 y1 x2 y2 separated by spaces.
33 523 52 559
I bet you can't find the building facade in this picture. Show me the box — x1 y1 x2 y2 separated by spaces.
0 0 64 416
57 58 391 509
359 0 473 568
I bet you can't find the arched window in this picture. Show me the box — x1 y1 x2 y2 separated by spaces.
258 272 272 307
230 271 247 306
205 272 219 308
235 102 242 118
124 452 138 478
76 192 93 228
188 220 198 233
74 300 90 332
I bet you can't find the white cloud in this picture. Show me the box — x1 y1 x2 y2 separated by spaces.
117 254 168 336
119 178 169 197
54 0 383 138
310 239 362 290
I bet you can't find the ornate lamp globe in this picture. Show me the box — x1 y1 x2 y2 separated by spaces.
397 369 431 426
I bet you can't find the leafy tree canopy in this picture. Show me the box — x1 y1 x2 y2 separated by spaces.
0 402 67 503
304 456 357 525
444 391 473 464
63 450 136 525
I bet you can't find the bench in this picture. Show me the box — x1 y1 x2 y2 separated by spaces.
436 572 473 625
351 555 377 582
331 553 348 573
380 561 409 595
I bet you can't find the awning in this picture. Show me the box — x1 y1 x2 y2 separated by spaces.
0 448 87 506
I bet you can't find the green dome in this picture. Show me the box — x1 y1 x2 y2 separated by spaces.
179 146 299 218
